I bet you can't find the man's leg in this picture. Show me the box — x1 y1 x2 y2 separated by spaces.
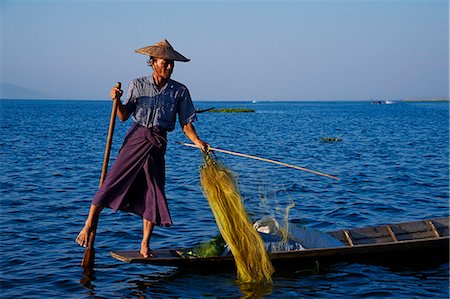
76 204 103 247
140 218 154 258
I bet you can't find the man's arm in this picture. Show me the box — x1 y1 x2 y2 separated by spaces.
116 101 130 122
182 122 209 152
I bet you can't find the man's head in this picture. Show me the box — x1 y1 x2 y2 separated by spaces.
148 57 174 80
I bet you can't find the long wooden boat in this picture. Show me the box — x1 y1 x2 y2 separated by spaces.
111 217 449 270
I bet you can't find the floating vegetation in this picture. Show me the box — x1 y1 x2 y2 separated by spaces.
195 107 215 113
320 137 343 143
200 154 274 285
186 234 226 258
209 108 255 113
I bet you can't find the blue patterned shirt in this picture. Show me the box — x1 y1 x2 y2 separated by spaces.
122 76 197 131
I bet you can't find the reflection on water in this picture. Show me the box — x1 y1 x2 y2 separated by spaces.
239 282 273 299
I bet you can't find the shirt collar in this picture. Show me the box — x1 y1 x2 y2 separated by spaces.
148 75 171 93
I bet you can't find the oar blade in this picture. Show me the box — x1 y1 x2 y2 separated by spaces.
81 232 95 270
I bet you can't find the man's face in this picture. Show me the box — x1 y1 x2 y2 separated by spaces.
153 58 174 80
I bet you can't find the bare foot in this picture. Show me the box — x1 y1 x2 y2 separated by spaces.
76 225 91 247
140 242 154 258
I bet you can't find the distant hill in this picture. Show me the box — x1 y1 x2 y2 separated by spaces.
401 98 449 102
0 82 48 99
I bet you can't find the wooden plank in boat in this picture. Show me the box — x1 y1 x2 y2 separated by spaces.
328 226 394 245
328 217 449 245
111 248 236 268
344 226 393 245
110 249 179 263
390 218 449 241
327 231 348 244
432 217 449 236
391 220 435 240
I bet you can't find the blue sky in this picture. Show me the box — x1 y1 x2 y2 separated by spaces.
1 0 448 101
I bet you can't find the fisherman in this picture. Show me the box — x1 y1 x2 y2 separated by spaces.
76 39 209 258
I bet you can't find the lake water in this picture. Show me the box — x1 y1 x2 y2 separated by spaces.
0 99 448 298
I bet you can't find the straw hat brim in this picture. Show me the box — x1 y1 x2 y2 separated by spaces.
135 45 190 62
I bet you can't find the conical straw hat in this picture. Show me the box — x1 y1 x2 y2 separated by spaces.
135 39 190 62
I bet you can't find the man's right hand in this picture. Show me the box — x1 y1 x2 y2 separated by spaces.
110 85 123 100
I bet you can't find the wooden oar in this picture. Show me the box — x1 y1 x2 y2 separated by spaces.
178 142 340 180
99 82 122 186
81 82 122 270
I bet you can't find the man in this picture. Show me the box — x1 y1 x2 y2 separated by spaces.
76 39 208 258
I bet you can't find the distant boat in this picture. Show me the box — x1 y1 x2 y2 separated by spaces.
372 100 396 105
371 100 386 104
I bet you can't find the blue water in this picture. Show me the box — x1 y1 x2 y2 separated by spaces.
0 99 448 298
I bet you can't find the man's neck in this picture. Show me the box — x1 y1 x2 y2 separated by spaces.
153 73 168 91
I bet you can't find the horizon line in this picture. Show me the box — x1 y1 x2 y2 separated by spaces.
1 97 449 102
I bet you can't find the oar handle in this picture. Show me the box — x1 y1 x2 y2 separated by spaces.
99 82 122 187
178 142 340 180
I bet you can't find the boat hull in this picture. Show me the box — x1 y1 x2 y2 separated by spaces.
110 217 449 270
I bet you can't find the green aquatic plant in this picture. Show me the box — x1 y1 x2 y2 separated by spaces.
186 234 226 258
320 137 343 143
209 108 255 113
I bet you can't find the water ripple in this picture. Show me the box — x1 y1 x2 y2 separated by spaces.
0 100 448 298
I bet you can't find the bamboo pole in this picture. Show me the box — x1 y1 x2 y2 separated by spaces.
81 82 121 271
178 142 340 180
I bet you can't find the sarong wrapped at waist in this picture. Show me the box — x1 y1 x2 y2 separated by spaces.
92 123 172 226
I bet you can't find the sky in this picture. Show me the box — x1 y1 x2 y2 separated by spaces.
1 0 448 101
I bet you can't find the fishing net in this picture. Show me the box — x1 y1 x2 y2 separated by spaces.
199 154 274 285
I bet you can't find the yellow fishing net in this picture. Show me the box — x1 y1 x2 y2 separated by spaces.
200 154 274 285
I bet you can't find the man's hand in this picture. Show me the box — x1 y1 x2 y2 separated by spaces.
110 83 123 100
195 140 210 153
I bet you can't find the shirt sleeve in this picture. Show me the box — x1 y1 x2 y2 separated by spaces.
122 80 137 115
177 87 197 127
